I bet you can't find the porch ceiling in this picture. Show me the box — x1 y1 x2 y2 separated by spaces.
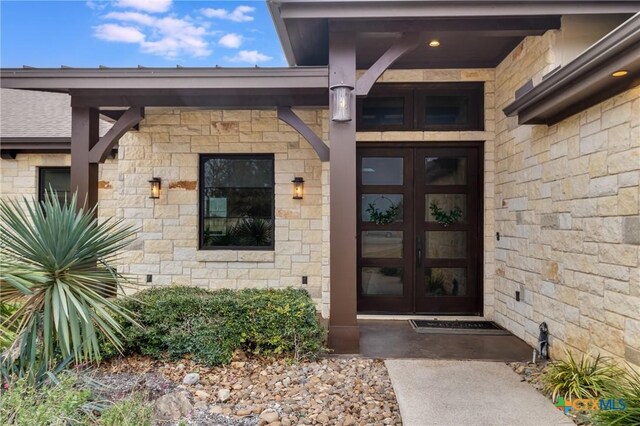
268 0 640 67
0 67 329 108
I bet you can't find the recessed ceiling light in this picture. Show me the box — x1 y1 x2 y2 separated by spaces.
611 70 628 77
428 40 440 48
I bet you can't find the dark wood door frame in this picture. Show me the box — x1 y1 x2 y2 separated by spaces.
356 141 484 315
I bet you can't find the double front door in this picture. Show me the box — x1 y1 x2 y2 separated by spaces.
357 144 483 314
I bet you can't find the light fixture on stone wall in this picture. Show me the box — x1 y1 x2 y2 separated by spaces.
292 177 304 199
330 82 354 122
149 177 161 199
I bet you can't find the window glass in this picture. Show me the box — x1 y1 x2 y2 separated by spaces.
422 95 469 125
362 157 403 185
200 155 274 249
361 97 405 126
39 168 71 205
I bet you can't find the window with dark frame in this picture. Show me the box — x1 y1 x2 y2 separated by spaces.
199 154 275 250
38 167 71 205
357 83 484 131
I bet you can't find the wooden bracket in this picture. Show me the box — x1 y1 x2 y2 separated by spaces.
88 107 144 163
355 32 422 96
277 106 330 161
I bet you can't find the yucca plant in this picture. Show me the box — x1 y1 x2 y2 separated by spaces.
593 365 640 426
0 191 139 373
542 350 624 402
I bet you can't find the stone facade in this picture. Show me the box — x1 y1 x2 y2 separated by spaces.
494 30 640 367
0 153 118 218
0 109 330 313
1 33 638 367
115 108 330 311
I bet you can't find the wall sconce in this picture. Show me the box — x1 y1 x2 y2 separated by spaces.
292 177 304 199
330 82 354 122
149 177 161 199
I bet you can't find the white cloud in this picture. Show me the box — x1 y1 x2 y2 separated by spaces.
115 0 172 13
141 16 210 58
228 50 272 64
104 11 156 26
218 33 243 49
86 0 107 10
95 12 211 58
201 5 255 22
94 24 146 43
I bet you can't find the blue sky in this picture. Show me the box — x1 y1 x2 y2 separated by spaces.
1 0 287 68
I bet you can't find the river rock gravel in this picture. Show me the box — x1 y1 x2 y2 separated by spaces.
98 355 402 425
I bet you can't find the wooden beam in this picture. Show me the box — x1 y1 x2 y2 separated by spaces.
70 107 99 212
89 107 144 163
277 107 329 161
328 29 359 354
356 32 421 96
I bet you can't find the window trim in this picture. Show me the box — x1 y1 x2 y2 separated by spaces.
38 166 71 203
356 83 484 132
198 153 275 251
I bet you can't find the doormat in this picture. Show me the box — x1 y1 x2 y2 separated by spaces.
409 319 512 335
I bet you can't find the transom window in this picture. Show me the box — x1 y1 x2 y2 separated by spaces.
39 167 71 205
357 83 484 131
199 154 274 250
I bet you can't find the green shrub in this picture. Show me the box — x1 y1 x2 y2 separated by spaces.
99 393 153 426
542 350 624 402
0 191 139 371
110 286 326 366
593 365 640 426
0 374 91 425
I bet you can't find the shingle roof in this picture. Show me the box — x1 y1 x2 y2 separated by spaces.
0 88 111 138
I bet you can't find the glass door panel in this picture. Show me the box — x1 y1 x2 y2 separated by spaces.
414 146 481 314
357 144 482 314
357 148 414 313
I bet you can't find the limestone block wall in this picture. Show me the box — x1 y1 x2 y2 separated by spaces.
114 108 330 309
356 68 498 319
494 30 640 366
0 153 117 220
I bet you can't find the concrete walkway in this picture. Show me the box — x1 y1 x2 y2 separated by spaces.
385 360 574 426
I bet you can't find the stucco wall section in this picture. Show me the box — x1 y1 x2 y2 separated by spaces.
356 68 498 318
494 31 640 367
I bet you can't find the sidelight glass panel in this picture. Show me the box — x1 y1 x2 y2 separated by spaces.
425 157 467 185
362 267 404 296
425 268 467 296
362 157 403 185
426 231 467 259
423 95 469 125
426 194 467 223
362 231 403 258
361 97 405 126
362 194 403 223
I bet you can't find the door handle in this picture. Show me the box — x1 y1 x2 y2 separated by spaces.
416 236 423 266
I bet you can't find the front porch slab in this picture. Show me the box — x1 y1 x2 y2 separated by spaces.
359 319 533 361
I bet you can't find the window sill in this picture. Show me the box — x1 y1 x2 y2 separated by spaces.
195 250 275 263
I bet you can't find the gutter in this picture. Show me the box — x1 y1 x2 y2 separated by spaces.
503 12 640 123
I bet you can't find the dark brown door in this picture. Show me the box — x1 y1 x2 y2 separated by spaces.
357 144 483 314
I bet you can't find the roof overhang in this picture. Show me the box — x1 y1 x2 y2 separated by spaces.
503 13 640 125
0 67 329 108
268 0 640 66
